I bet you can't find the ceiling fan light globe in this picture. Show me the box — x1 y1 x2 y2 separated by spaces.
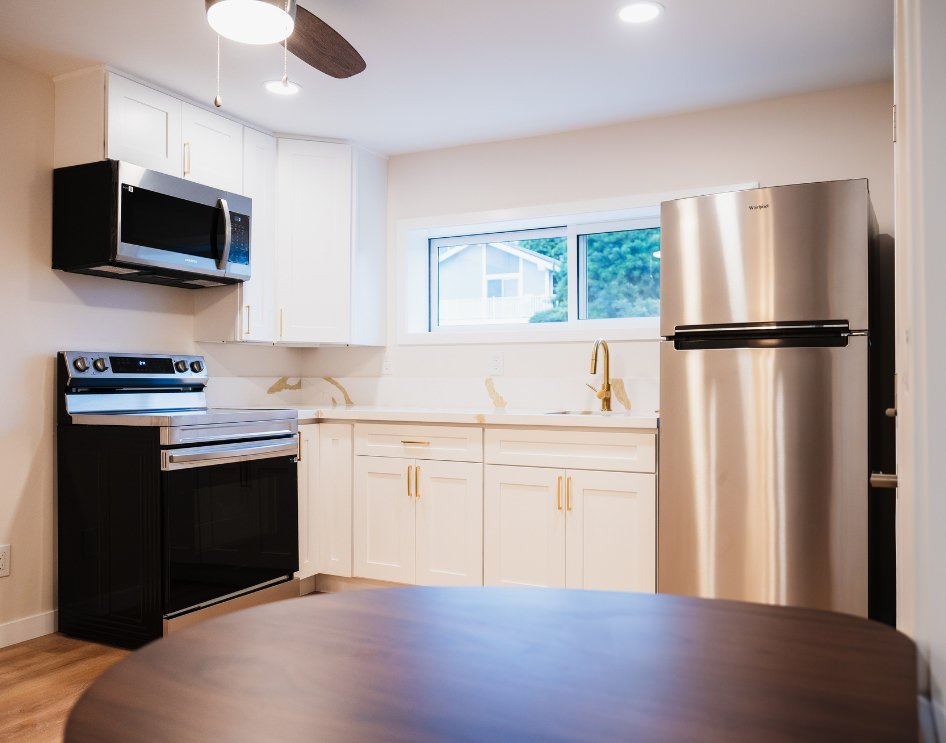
206 0 296 45
265 78 301 95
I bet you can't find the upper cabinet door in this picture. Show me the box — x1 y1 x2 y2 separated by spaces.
276 139 353 345
181 103 243 192
106 73 182 176
240 128 278 341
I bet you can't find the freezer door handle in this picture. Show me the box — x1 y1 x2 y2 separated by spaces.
870 472 898 489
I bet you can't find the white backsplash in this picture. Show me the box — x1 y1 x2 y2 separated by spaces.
206 373 659 414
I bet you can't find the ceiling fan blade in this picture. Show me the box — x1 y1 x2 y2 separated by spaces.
287 5 366 79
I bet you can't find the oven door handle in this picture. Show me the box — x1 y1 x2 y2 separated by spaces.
162 436 298 471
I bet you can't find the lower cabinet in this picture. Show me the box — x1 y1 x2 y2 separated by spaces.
297 423 353 580
297 424 318 579
484 465 656 592
353 455 483 586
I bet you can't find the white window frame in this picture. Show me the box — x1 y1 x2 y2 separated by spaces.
397 182 758 345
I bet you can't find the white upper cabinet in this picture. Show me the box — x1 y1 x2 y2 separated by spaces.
276 138 353 345
240 128 278 341
56 68 244 193
181 103 243 193
193 127 278 343
275 139 386 346
105 72 183 176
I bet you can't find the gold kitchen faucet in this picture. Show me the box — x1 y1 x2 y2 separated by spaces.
588 338 612 412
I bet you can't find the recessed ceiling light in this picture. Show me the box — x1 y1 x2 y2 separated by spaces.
265 77 301 95
619 2 664 24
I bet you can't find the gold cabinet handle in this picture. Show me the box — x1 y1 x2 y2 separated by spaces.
245 304 251 334
279 308 284 339
184 142 191 176
407 464 413 498
557 475 563 511
566 476 573 511
415 465 421 499
400 440 430 446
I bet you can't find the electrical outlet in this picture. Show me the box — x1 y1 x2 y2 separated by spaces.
381 354 394 375
0 545 9 578
489 353 504 375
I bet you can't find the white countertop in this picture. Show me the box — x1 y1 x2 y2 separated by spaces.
290 405 658 430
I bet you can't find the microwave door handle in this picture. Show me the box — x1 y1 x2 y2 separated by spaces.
216 198 231 271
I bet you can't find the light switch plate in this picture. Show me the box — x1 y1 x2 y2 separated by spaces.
489 353 504 375
0 545 9 578
381 354 394 375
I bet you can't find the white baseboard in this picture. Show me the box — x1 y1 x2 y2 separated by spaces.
0 610 57 649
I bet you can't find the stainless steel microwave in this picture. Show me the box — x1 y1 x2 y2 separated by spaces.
53 160 251 288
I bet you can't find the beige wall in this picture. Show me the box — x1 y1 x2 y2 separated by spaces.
304 82 894 412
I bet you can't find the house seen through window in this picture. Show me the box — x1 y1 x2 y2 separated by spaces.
429 219 660 330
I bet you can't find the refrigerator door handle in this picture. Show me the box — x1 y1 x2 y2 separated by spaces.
870 472 898 489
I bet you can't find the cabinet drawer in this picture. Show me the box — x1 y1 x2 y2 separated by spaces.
484 428 655 473
354 424 483 462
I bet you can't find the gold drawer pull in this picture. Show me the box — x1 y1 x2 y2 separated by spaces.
407 465 413 497
557 476 563 511
400 440 430 446
566 476 573 511
415 465 421 499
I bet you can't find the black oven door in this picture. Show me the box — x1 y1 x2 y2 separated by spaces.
163 449 298 617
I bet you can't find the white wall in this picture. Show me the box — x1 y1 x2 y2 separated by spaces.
0 55 306 645
895 0 946 730
301 82 894 414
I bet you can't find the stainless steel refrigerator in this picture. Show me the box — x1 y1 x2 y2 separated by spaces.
658 179 876 617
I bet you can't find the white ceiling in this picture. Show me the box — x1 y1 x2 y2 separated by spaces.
0 0 893 155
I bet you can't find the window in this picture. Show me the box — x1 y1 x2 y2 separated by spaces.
578 227 661 320
427 216 659 331
430 228 567 327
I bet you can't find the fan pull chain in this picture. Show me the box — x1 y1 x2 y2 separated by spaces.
214 35 222 108
282 39 289 86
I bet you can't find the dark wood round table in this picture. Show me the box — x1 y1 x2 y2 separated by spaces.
65 587 917 742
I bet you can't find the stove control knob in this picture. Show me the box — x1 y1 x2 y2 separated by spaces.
190 360 204 374
174 360 189 373
72 357 89 373
92 357 109 373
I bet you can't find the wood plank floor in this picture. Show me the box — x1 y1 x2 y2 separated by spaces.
0 634 129 742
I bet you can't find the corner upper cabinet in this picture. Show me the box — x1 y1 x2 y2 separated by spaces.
275 140 386 346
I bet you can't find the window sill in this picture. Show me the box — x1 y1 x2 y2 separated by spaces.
398 321 660 346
